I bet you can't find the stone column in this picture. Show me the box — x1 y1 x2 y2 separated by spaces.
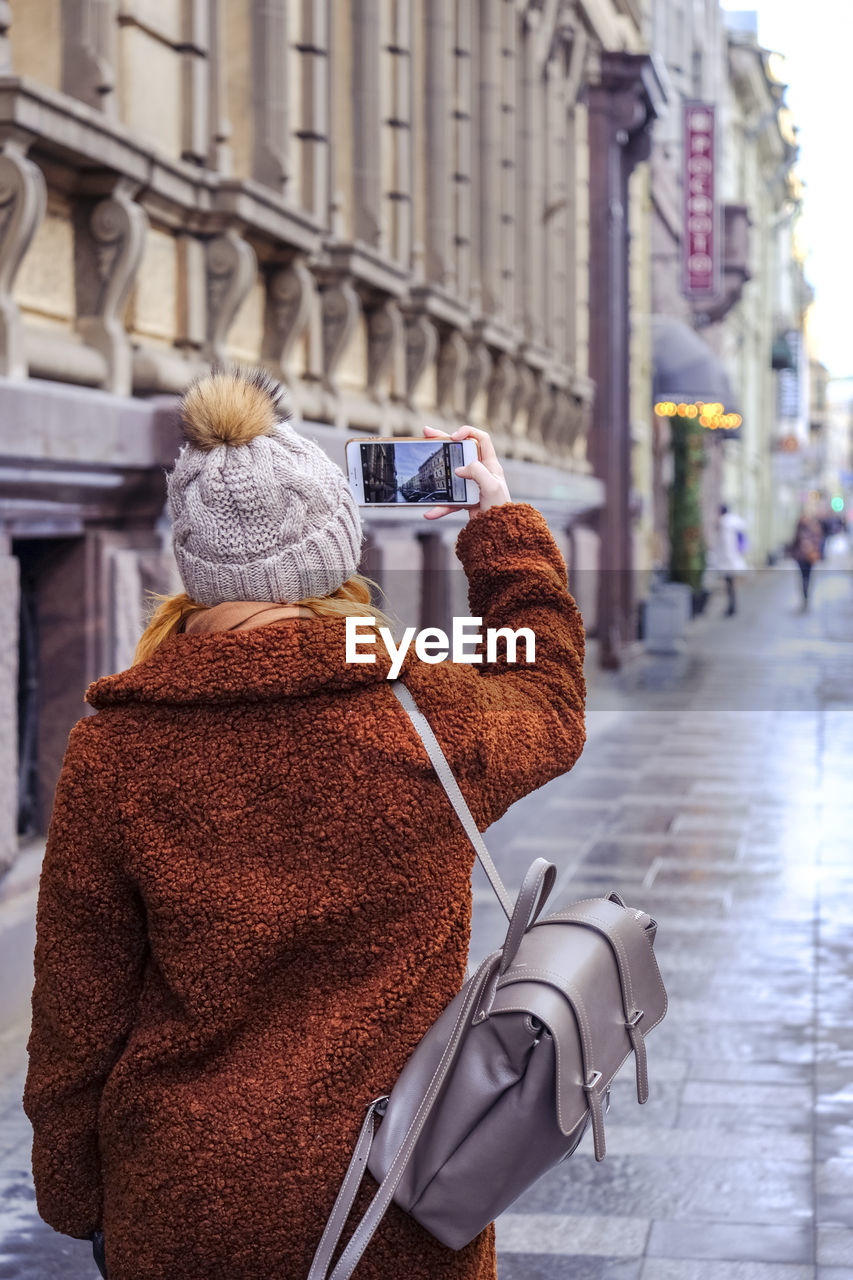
568 522 600 636
418 526 466 635
0 542 19 876
370 525 421 634
587 53 665 668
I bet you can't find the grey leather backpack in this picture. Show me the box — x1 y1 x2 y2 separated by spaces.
308 681 668 1280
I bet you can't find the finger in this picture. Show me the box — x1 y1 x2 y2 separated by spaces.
455 458 503 494
422 505 456 520
422 424 452 438
448 423 500 471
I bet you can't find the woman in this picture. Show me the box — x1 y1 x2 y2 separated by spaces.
23 367 587 1280
787 510 824 610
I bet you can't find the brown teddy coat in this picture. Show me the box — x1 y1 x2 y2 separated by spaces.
23 501 586 1280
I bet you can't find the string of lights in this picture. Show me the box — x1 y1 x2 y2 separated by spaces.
654 401 743 430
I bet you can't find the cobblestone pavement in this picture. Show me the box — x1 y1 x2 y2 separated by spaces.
1 559 851 1279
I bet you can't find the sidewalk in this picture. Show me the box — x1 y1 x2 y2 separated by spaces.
1 560 851 1278
472 560 853 1278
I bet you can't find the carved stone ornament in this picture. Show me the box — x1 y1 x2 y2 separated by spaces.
205 229 258 364
573 391 593 459
405 313 438 404
262 258 314 373
526 376 550 445
487 353 518 433
562 391 584 451
538 385 559 448
436 329 468 415
367 299 403 396
77 188 148 394
545 387 573 452
0 146 46 378
510 361 537 441
321 278 360 389
463 340 493 416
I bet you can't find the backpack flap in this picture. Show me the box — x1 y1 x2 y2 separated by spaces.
489 895 668 1160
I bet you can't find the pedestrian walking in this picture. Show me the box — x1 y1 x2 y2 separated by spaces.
786 510 825 610
711 504 748 616
22 367 587 1280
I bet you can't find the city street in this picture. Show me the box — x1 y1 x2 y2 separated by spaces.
1 558 852 1279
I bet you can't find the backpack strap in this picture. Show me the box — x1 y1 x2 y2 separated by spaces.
389 680 514 921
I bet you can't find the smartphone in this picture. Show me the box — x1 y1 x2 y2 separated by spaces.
346 437 480 507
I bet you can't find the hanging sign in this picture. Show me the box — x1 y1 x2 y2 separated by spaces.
683 102 719 299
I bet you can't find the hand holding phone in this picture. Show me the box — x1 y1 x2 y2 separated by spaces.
347 434 481 508
420 423 512 522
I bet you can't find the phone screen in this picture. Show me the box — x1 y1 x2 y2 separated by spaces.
358 440 469 504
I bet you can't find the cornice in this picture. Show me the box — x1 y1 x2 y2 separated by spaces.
0 77 324 251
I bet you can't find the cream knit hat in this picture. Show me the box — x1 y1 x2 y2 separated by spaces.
166 367 363 606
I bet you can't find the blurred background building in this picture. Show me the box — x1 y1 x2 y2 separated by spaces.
0 0 848 872
646 4 811 595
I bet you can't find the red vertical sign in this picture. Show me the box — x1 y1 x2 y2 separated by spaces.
683 102 718 298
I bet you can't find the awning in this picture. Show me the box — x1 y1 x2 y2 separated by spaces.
651 316 741 414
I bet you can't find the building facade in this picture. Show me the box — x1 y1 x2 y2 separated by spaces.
646 2 802 589
0 0 660 869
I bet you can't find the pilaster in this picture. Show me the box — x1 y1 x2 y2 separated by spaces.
478 0 501 315
424 0 452 289
252 0 289 191
351 0 381 248
0 549 18 874
61 0 117 116
587 51 666 667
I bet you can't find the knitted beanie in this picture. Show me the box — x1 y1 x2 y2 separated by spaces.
166 367 363 606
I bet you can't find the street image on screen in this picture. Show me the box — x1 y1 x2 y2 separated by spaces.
359 441 467 504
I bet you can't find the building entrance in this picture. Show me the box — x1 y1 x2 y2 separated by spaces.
12 537 86 838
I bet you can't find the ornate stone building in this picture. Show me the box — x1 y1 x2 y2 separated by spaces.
0 0 656 866
647 3 802 584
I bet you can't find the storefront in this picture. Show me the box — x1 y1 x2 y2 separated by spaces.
651 317 743 594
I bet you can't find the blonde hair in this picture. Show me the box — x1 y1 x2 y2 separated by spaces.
132 573 398 667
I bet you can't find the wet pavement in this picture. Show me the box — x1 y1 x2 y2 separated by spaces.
1 558 852 1278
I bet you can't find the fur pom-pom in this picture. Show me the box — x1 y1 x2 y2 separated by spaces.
180 366 289 450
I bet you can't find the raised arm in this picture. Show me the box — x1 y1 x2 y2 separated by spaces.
400 497 586 831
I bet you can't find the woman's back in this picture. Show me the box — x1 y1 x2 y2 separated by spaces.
24 499 586 1280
